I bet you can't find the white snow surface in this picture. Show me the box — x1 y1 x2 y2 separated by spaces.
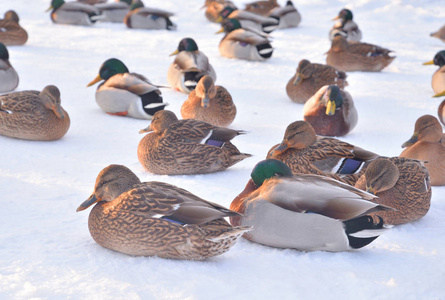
1 0 445 299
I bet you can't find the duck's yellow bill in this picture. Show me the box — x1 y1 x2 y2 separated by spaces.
45 6 53 12
87 74 102 87
215 27 224 34
433 90 445 97
169 49 179 56
422 60 434 65
326 100 336 115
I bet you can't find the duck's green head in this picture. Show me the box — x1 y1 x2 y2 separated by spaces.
130 0 144 11
0 43 9 60
423 50 445 68
251 159 293 187
217 18 241 34
170 38 198 56
47 0 65 12
87 58 129 87
322 85 343 115
336 8 353 21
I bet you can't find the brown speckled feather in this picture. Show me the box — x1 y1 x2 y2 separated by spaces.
81 165 250 260
355 157 431 225
138 110 251 175
181 76 236 127
244 0 279 16
326 35 395 72
0 86 70 140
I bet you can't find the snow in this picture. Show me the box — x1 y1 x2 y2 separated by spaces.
1 0 445 299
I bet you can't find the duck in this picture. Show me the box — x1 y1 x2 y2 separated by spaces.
124 0 176 30
77 0 106 4
167 37 217 94
243 0 279 16
0 85 70 141
326 35 395 72
137 110 251 175
0 10 28 46
286 59 348 104
400 115 445 186
229 159 392 252
329 8 362 42
77 164 251 260
430 24 445 43
216 6 279 34
95 0 131 23
438 99 445 126
0 43 18 93
423 50 445 97
47 0 102 26
217 18 273 61
87 58 167 119
202 0 237 23
268 0 301 29
267 120 379 186
180 75 236 127
303 85 357 137
354 157 431 225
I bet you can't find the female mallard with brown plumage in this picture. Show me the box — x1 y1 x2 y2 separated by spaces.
137 110 251 175
77 164 251 260
243 0 279 16
400 115 445 186
229 159 391 252
0 10 28 46
217 18 273 61
303 85 357 137
0 85 70 141
47 0 102 26
354 157 431 225
329 8 362 42
267 120 379 185
326 35 395 72
124 0 176 30
167 38 217 94
286 59 348 104
87 58 167 119
438 99 445 126
202 0 237 23
181 75 236 127
0 43 18 93
423 50 445 97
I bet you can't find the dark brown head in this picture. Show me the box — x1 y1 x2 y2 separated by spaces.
364 159 399 195
269 121 317 156
139 110 179 134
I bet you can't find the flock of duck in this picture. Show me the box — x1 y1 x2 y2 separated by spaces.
1 0 445 261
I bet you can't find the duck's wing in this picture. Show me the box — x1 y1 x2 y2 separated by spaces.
136 7 175 18
101 73 159 95
118 181 241 225
259 175 393 220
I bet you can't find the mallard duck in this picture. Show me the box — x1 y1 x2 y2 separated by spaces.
95 0 131 23
354 157 431 225
400 115 445 186
430 24 445 43
202 0 237 23
181 75 236 127
267 120 379 185
303 85 357 137
423 50 445 97
286 59 348 104
77 0 106 4
87 58 167 119
217 18 273 61
167 37 217 94
244 0 279 16
0 85 70 141
229 159 392 252
47 0 102 26
269 0 301 29
77 164 251 260
216 6 279 34
137 110 251 175
124 0 176 30
0 43 18 93
0 10 28 46
326 35 395 72
438 99 445 126
329 8 362 42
